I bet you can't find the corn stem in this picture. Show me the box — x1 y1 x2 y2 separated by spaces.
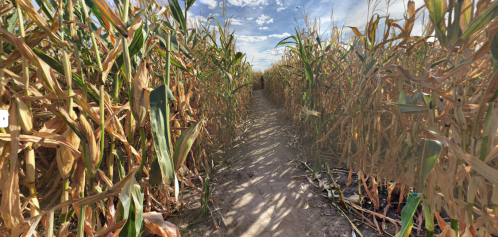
136 127 147 180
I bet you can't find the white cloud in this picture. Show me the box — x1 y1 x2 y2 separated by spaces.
259 27 268 30
231 18 244 25
236 35 268 42
269 32 290 38
189 14 208 23
247 17 253 20
209 13 221 17
227 0 268 7
262 47 284 56
256 14 273 26
277 7 285 12
276 0 282 6
200 0 217 9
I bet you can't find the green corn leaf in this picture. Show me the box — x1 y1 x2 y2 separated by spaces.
279 64 305 77
35 0 54 21
231 82 252 95
209 54 223 71
118 176 143 237
7 10 18 33
187 29 197 45
186 0 196 11
415 139 442 193
389 103 428 114
396 193 422 237
229 52 244 68
118 205 137 237
88 0 129 37
460 1 498 40
355 51 365 63
115 150 126 180
491 30 498 62
275 35 298 48
431 58 446 68
408 92 426 105
84 0 106 27
168 0 187 35
52 107 86 142
171 33 179 52
113 25 145 72
364 59 378 75
172 118 204 171
424 0 447 46
32 48 100 102
423 199 435 235
149 84 176 185
198 70 220 79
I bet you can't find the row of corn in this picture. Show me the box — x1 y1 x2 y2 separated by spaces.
0 0 252 235
264 0 498 236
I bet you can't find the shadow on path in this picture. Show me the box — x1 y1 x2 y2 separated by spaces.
173 90 378 237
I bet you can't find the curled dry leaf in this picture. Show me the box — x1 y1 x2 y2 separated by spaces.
71 158 86 199
56 128 81 179
143 212 180 237
0 101 24 229
15 97 33 134
0 28 66 98
132 59 149 128
78 113 100 170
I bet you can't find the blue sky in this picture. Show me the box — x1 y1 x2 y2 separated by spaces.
187 0 426 71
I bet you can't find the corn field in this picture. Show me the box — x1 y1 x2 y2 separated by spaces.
264 0 498 236
0 0 252 235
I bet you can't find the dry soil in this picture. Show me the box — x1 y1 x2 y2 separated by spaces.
169 90 379 237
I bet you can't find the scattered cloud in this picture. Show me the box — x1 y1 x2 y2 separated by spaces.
189 14 208 23
218 2 232 7
236 35 268 42
256 14 273 26
231 18 244 25
191 0 428 70
262 47 284 55
269 33 291 38
199 0 217 9
227 0 269 7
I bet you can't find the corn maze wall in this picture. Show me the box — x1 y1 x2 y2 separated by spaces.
264 0 498 236
0 0 252 235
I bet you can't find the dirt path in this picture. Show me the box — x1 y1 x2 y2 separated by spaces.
172 90 378 237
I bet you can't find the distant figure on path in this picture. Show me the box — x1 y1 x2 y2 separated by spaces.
260 76 264 89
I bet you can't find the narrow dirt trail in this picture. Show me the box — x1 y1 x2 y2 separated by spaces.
175 90 377 237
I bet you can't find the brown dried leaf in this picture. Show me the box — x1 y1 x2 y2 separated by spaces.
79 113 99 169
15 97 33 134
0 28 66 98
0 102 24 229
57 222 70 237
56 128 81 179
71 158 86 199
143 212 180 237
132 59 149 127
